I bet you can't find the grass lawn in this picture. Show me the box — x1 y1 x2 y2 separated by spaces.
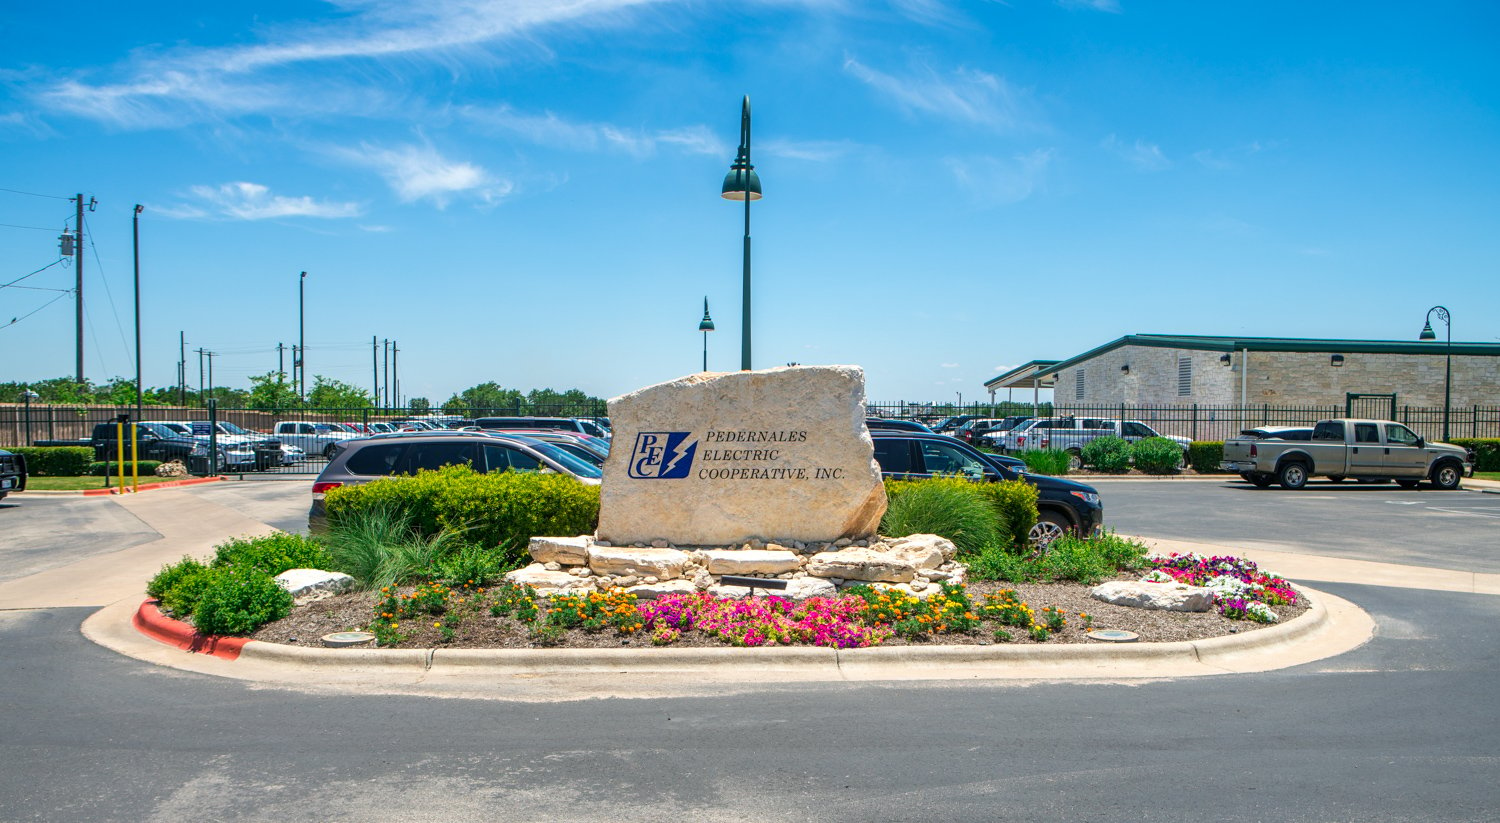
1475 472 1500 482
22 475 189 491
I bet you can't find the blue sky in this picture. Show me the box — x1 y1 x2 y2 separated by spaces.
2 1 1497 404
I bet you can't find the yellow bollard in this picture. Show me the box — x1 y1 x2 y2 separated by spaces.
131 422 140 493
116 420 127 495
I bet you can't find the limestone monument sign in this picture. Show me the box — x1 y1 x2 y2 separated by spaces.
596 365 887 546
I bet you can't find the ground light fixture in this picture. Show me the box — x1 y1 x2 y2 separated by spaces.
721 95 761 371
698 297 715 372
1419 305 1452 439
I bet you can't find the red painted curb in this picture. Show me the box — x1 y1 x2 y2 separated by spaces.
82 476 227 496
132 600 251 660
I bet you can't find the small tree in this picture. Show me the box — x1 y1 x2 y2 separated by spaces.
248 372 302 410
307 376 372 409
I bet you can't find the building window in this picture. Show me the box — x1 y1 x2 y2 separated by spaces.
1177 356 1192 396
1075 369 1086 400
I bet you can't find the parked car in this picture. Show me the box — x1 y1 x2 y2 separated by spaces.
1221 418 1473 489
988 417 1190 469
271 421 362 458
167 420 297 467
957 415 1032 445
865 418 936 433
308 431 603 531
474 417 608 437
485 429 611 465
1235 425 1314 442
931 415 986 435
0 448 27 500
89 422 199 464
869 431 1103 548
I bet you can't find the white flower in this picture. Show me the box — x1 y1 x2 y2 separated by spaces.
1141 570 1173 583
1246 601 1279 623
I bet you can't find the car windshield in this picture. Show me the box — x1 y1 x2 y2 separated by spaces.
532 441 603 479
140 423 176 438
219 421 252 435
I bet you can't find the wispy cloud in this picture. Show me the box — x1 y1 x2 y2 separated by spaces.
941 362 960 368
843 57 1039 133
461 105 725 157
1058 0 1122 12
760 138 858 162
336 141 511 206
1193 141 1270 170
31 0 671 127
1102 134 1170 171
946 148 1055 204
157 182 363 220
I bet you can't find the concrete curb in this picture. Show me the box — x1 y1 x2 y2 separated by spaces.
126 582 1362 682
19 476 227 496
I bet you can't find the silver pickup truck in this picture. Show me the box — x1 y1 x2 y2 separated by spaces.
1220 418 1473 490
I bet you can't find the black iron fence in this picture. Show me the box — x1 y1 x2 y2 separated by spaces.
868 401 1500 443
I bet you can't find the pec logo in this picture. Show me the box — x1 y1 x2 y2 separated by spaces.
628 432 697 479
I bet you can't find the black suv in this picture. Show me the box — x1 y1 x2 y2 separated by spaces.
870 431 1103 546
90 422 198 463
0 448 26 500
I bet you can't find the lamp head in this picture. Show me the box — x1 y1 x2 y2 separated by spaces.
721 148 762 201
699 297 715 332
1419 320 1436 341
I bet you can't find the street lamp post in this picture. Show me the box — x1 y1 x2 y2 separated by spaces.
22 390 38 446
1419 305 1452 440
721 95 762 371
698 297 715 372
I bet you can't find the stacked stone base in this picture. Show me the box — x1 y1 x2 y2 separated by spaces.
506 534 968 601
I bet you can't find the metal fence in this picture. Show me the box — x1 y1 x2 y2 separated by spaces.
868 401 1500 443
0 401 609 476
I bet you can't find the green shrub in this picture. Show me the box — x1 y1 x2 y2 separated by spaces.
159 564 214 618
88 460 163 476
881 477 1001 558
437 543 503 588
191 567 293 636
323 465 599 570
0 446 93 476
211 532 333 576
147 556 208 600
967 532 1149 583
1081 436 1131 473
966 542 1036 582
1131 437 1184 474
1017 449 1071 475
1187 441 1228 474
977 479 1038 550
1450 438 1500 472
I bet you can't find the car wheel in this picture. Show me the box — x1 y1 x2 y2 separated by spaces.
1277 461 1309 490
1065 450 1083 471
323 443 338 459
1250 474 1274 488
1396 477 1421 490
1430 462 1462 490
1027 510 1072 557
1327 475 1345 483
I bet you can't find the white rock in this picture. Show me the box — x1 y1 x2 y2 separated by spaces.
698 549 805 575
806 547 917 583
543 561 562 572
625 580 697 600
651 539 670 548
274 569 354 600
885 534 959 567
587 546 690 579
528 535 592 565
867 581 944 599
1091 581 1215 612
596 366 888 546
504 565 592 595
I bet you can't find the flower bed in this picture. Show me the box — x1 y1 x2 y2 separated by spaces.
1143 552 1298 623
251 553 1310 650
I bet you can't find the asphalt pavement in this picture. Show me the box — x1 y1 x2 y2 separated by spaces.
0 478 1497 821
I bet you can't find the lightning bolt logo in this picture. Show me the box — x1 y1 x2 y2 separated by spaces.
628 432 697 479
663 438 692 477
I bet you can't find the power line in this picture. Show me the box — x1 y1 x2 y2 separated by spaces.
1 258 66 289
0 221 59 232
1 291 71 331
0 186 71 201
85 223 133 357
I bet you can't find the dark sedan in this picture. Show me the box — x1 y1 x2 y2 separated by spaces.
870 431 1103 547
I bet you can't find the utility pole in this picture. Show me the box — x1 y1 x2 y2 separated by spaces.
297 271 307 402
133 205 144 415
392 340 399 408
179 332 186 406
372 335 379 407
196 348 206 404
206 351 216 402
382 338 390 407
277 342 285 380
71 193 93 385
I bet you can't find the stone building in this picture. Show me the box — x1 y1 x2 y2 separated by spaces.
1008 334 1500 408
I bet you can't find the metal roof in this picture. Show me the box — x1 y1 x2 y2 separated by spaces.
983 360 1061 390
1036 334 1500 377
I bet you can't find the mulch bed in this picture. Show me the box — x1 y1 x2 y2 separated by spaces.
249 574 1309 650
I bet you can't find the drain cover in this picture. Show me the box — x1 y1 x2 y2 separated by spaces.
321 631 376 648
1087 629 1139 642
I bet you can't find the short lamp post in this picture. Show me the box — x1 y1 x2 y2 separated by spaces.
1419 305 1452 440
21 390 39 446
721 95 762 371
698 297 715 372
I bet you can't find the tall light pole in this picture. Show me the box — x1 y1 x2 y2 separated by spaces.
22 390 38 446
133 204 144 416
698 297 715 372
297 271 307 402
1419 305 1452 440
721 95 762 371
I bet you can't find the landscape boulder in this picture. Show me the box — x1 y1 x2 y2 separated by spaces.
1090 581 1215 612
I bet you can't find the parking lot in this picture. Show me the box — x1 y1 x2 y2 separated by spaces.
1102 478 1500 574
